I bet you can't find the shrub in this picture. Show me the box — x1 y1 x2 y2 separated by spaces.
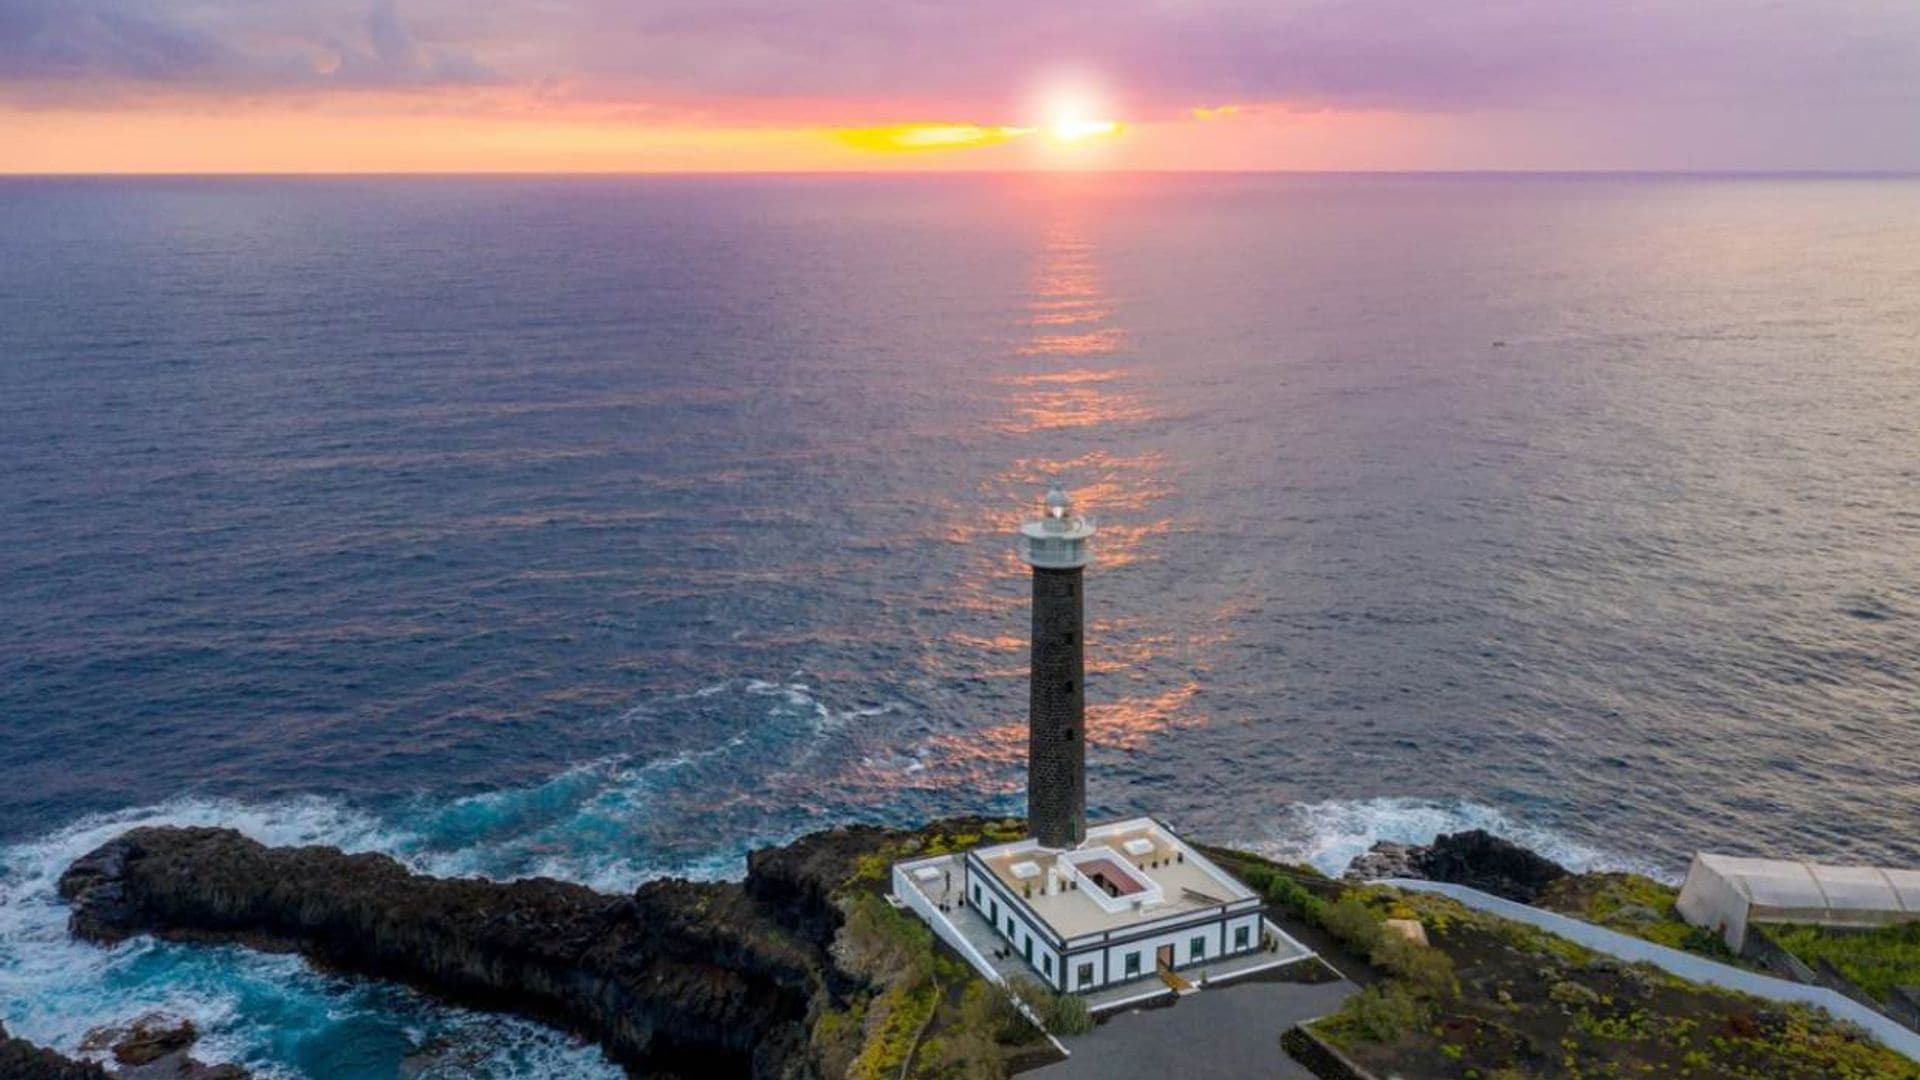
1336 983 1429 1043
1044 991 1094 1036
847 980 939 1080
1002 975 1094 1037
1322 894 1387 954
836 893 933 988
1260 870 1330 925
1372 935 1458 999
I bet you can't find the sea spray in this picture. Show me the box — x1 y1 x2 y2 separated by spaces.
0 799 618 1079
1249 796 1679 882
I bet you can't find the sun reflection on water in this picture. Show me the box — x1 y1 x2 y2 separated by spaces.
909 197 1217 767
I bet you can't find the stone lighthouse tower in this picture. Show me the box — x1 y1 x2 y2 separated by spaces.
1020 484 1094 849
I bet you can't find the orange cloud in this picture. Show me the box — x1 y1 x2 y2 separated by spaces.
832 123 1028 152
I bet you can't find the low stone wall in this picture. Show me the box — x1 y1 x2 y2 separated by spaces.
1281 1025 1376 1080
1746 927 1920 1034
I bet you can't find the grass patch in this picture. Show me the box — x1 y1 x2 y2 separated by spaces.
1536 872 1741 963
1769 922 1920 1005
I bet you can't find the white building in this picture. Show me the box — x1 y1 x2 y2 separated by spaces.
948 817 1267 992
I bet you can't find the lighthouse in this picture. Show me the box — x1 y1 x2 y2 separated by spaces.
886 483 1287 996
1021 484 1094 849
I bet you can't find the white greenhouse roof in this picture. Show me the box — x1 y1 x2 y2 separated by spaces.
1696 854 1920 913
1676 852 1920 950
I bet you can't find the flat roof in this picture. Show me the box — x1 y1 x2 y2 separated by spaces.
972 818 1258 942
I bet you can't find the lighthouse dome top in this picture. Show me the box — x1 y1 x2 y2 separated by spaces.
1020 483 1095 568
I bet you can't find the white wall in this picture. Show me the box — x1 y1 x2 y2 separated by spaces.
968 863 1066 989
894 861 1001 979
1073 910 1265 989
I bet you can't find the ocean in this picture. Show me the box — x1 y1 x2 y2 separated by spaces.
1 173 1916 1076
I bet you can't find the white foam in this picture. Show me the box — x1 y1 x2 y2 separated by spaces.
0 797 618 1079
0 677 904 1076
1253 797 1678 883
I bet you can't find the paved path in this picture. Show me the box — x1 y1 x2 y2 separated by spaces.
1029 979 1358 1079
1379 878 1920 1063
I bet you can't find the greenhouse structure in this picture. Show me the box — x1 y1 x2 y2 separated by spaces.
1675 852 1920 951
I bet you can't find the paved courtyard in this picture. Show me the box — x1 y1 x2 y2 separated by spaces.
1027 977 1360 1079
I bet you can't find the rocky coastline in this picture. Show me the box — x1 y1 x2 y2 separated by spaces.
17 822 1677 1080
52 823 916 1079
2 1016 243 1080
1341 827 1571 902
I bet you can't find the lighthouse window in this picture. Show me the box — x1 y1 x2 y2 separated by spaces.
1063 681 1075 694
1063 727 1075 741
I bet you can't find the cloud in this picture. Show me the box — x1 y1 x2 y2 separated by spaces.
0 0 1914 126
0 0 496 100
535 0 1920 118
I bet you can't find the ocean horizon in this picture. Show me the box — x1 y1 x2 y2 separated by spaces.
3 172 1916 1076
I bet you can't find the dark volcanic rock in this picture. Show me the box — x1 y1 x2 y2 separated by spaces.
97 1017 194 1067
1416 830 1569 902
77 1016 247 1080
745 824 898 952
1344 830 1570 903
58 827 828 1079
1344 841 1420 882
0 1023 111 1080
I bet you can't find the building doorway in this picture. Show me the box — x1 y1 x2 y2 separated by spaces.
1155 944 1174 972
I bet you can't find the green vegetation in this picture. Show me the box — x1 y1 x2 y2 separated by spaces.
1005 975 1096 1036
819 822 1063 1080
849 819 1028 888
1216 847 1919 1078
1535 872 1741 963
1770 921 1920 1005
1233 860 1329 926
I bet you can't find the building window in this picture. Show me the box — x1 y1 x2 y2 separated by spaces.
1061 632 1075 645
1062 727 1075 742
1024 938 1033 962
1063 680 1075 694
1124 952 1141 978
1235 925 1251 951
1007 916 1015 937
1077 963 1094 989
1190 936 1206 962
1044 954 1053 977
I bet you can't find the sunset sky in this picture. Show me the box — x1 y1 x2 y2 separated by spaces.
2 0 1917 173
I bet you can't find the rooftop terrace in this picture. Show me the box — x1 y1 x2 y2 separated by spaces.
973 818 1257 941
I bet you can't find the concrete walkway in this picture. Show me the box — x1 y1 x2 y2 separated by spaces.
1028 978 1358 1079
1378 878 1920 1063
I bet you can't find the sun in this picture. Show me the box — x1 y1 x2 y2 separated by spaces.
1042 91 1122 144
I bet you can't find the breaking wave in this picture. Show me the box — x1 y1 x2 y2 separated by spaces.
1252 796 1678 883
0 676 900 1078
0 797 619 1079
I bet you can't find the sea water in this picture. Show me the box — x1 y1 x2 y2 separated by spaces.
2 173 1916 1074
